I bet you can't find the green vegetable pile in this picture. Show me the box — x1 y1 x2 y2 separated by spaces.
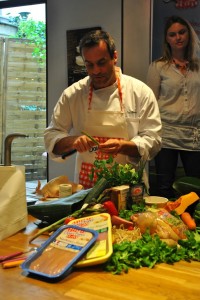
89 156 146 188
104 230 200 274
119 202 146 220
104 185 200 275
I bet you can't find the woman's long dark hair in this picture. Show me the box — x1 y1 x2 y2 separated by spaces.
158 15 199 71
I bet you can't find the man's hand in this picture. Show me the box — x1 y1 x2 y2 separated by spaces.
53 135 98 155
53 136 140 158
98 139 122 155
73 135 98 152
99 139 141 157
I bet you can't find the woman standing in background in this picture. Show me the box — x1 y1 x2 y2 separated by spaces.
147 15 200 199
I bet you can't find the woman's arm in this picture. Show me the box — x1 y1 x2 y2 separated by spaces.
146 62 161 99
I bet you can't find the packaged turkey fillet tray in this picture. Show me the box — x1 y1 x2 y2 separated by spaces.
21 225 98 281
68 213 113 267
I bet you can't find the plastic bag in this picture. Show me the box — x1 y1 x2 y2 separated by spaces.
131 208 187 241
0 165 28 240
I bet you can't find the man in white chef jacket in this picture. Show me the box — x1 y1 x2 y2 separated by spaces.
44 30 162 189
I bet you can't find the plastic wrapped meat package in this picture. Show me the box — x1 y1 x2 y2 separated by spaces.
131 208 188 243
21 225 98 281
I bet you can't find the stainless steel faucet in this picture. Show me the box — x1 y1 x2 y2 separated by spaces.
4 133 28 166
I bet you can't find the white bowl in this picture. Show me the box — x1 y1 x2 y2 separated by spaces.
145 196 168 208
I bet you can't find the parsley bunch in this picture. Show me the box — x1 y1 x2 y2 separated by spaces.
89 156 145 188
104 231 200 275
119 202 146 220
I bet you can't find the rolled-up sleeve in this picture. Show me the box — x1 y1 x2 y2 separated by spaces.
130 84 162 161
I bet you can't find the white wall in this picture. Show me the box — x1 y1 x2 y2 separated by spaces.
123 0 151 177
123 0 151 82
47 0 151 180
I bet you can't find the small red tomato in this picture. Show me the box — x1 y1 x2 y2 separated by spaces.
127 225 134 231
64 216 75 224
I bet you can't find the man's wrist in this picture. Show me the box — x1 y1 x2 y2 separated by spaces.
120 141 140 157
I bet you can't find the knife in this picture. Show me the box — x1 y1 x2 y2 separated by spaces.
62 149 77 159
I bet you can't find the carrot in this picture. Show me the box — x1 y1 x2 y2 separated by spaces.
181 212 196 230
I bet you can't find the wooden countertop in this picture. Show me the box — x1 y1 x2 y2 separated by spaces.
0 217 200 300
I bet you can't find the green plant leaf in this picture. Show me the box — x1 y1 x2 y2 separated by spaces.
89 155 146 188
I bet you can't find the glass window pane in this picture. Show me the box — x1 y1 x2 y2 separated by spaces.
0 3 46 181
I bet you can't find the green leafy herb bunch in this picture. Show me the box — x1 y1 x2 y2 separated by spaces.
89 155 146 188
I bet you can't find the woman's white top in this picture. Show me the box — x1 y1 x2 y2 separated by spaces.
147 60 200 151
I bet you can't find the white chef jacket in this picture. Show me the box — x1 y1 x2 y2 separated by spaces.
147 61 200 151
44 70 162 182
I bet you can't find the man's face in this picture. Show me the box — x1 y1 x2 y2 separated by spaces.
82 40 117 89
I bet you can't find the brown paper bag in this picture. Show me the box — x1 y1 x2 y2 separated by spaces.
0 165 28 240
